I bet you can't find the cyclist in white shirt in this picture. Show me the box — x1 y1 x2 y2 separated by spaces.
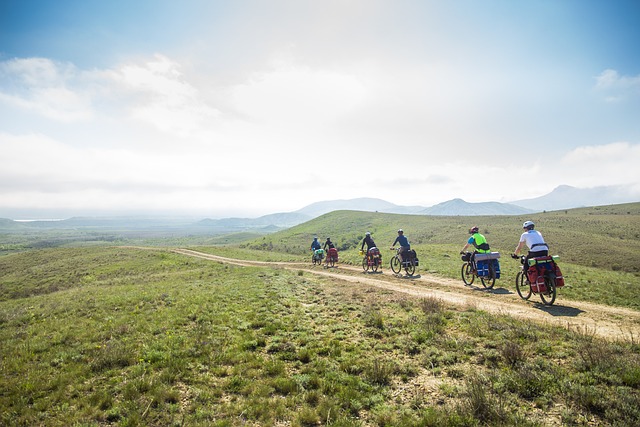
513 221 549 266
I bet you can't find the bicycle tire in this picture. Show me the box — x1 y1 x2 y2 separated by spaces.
539 275 557 305
461 262 475 285
372 257 380 272
480 262 496 289
516 270 532 300
362 257 369 272
405 262 416 276
390 256 401 274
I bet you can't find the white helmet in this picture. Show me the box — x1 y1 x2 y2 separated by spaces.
365 231 371 236
522 221 535 230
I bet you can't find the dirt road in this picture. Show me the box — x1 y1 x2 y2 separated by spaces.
171 248 640 341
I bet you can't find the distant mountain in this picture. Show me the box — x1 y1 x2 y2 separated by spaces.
198 212 312 229
510 185 640 212
295 197 425 217
419 198 533 216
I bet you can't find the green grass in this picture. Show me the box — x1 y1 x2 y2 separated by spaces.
2 247 640 426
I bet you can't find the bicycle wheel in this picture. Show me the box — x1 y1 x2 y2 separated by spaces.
539 276 557 305
516 271 532 300
404 262 415 276
329 257 336 268
372 257 380 273
461 262 475 285
362 257 369 272
390 256 401 274
480 262 496 289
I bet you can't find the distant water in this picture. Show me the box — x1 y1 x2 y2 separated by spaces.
13 219 64 222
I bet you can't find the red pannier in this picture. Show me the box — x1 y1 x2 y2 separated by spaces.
328 247 339 261
527 256 564 292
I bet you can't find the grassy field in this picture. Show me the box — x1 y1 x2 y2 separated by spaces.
1 246 640 426
2 203 640 425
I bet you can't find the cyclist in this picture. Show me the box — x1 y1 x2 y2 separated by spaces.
324 237 335 251
460 226 491 260
361 231 377 252
361 231 378 262
513 221 549 267
310 236 321 252
391 229 410 262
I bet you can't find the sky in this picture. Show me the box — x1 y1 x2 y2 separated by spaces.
1 0 639 219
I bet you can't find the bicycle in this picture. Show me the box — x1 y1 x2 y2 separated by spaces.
311 248 325 266
361 247 382 272
389 247 418 276
512 254 561 306
460 251 498 289
325 247 339 268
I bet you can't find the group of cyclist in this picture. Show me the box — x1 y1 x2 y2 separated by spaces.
459 220 548 266
311 221 548 270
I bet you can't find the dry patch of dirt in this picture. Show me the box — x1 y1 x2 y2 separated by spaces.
171 248 640 341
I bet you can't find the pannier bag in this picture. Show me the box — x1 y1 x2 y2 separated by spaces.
527 256 566 292
328 247 339 261
527 265 547 293
369 247 380 256
476 260 489 277
403 249 418 266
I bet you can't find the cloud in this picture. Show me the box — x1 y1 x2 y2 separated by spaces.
230 55 367 128
111 55 221 137
595 69 640 102
560 142 640 187
0 58 94 121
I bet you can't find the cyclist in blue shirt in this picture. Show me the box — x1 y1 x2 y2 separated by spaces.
310 236 321 251
391 229 410 262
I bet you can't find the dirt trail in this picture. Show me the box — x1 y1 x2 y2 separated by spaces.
171 248 640 341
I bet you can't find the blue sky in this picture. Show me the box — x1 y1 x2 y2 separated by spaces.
1 0 639 218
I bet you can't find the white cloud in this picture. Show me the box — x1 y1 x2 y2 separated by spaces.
0 58 94 121
595 69 640 102
110 55 221 138
230 58 367 128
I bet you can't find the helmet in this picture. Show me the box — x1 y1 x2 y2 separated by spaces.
365 231 371 236
523 221 535 230
397 229 403 233
469 226 479 234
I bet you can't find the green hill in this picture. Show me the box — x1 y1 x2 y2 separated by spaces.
241 202 640 274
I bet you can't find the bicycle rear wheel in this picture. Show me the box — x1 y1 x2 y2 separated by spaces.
461 263 475 285
516 271 532 300
404 262 415 276
390 256 401 274
539 276 557 305
480 262 496 289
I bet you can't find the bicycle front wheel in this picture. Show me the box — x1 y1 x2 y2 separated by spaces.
390 256 401 274
516 271 532 300
540 276 557 305
362 257 369 272
461 263 475 285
